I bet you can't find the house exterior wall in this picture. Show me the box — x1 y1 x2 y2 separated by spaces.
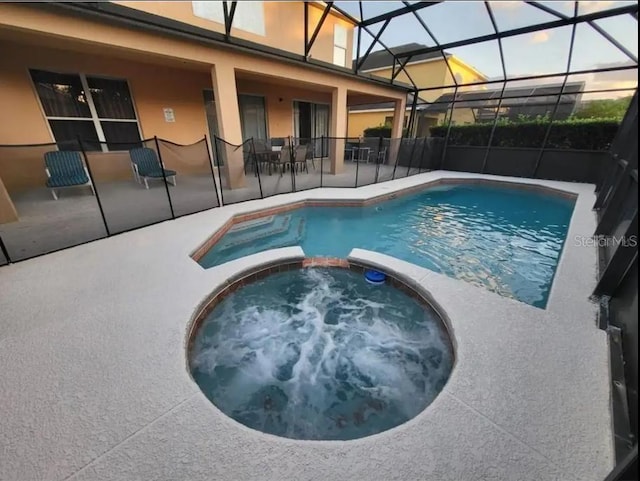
347 110 410 138
0 3 395 101
448 57 486 86
366 60 451 102
347 56 489 136
0 2 405 194
116 1 354 68
236 79 332 138
0 40 212 147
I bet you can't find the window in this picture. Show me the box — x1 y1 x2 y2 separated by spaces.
192 1 265 36
30 69 141 151
238 94 268 141
333 24 348 67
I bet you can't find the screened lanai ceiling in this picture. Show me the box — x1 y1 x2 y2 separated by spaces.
320 1 638 106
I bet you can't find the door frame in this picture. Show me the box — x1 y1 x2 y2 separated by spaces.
238 93 269 141
291 99 331 139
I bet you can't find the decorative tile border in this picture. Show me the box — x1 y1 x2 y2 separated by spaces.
190 178 577 262
301 257 350 268
186 258 304 356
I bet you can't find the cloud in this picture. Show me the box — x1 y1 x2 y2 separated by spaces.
531 31 551 44
577 1 624 15
489 1 522 10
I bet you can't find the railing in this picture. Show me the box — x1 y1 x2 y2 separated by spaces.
0 135 440 264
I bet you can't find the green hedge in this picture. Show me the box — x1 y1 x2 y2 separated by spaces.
363 126 409 138
363 126 392 138
429 118 620 151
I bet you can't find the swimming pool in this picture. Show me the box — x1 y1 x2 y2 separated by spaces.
198 184 575 308
189 267 453 440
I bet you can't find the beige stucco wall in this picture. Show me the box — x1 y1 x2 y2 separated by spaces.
347 110 411 138
0 40 214 193
367 60 451 102
350 56 489 136
0 3 402 102
116 1 354 68
0 2 405 194
0 40 212 147
365 56 487 103
236 78 332 138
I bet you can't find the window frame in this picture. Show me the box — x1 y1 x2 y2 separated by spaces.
237 93 269 141
30 69 143 152
333 24 348 67
192 1 266 37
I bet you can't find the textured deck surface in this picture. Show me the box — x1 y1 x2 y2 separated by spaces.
0 171 612 481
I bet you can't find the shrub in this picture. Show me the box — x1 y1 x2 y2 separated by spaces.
429 118 620 151
363 125 392 138
573 96 632 120
362 125 409 138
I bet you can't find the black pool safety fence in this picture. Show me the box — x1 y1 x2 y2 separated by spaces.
0 134 440 264
0 136 220 264
211 135 442 206
0 129 630 267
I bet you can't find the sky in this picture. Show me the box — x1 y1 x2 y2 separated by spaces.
335 1 638 96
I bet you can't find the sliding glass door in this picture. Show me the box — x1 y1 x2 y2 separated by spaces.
293 101 329 157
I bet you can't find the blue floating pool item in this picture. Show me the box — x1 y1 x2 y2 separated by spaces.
364 269 386 285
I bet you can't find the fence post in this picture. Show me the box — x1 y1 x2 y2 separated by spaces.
320 135 324 188
0 234 10 264
203 134 221 208
213 136 227 206
419 136 429 173
154 136 175 219
251 138 264 199
78 136 111 236
391 138 400 180
374 136 383 184
355 138 360 188
405 138 418 177
440 85 458 171
288 136 296 193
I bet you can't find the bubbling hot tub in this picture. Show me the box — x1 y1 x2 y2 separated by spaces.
188 263 454 441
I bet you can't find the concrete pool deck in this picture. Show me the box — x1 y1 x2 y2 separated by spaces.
0 171 612 481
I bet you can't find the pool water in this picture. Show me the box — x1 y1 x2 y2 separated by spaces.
189 268 454 441
199 184 575 308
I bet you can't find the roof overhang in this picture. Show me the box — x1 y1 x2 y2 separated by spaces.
29 2 411 93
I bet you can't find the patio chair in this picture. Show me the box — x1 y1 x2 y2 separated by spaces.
374 147 388 164
293 145 310 173
344 142 358 162
275 146 293 176
128 147 177 189
44 151 95 200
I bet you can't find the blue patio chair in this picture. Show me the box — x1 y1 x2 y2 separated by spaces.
128 147 177 189
44 151 95 200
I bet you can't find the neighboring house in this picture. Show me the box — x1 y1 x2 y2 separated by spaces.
0 1 407 200
348 43 487 137
421 82 586 123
